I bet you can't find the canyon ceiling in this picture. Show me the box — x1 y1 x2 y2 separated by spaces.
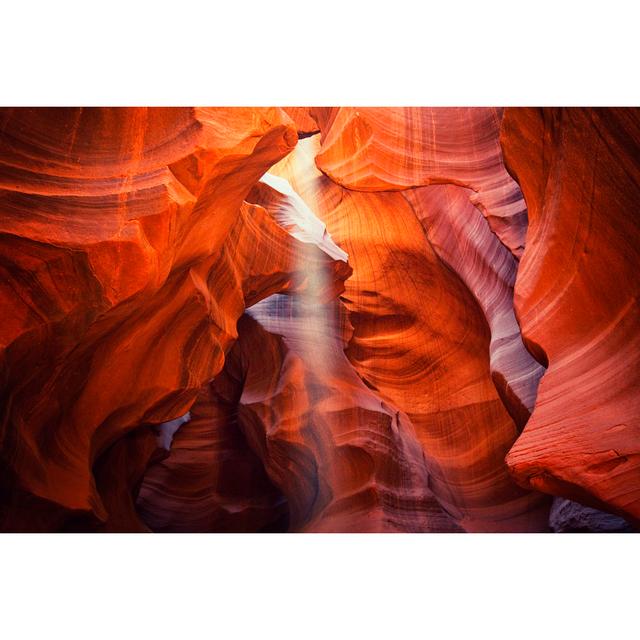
0 106 638 533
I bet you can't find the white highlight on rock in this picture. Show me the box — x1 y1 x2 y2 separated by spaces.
155 411 191 450
253 166 346 401
259 172 348 263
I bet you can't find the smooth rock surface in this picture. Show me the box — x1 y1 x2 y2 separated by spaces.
270 136 550 531
502 108 640 526
1 107 637 532
0 107 348 529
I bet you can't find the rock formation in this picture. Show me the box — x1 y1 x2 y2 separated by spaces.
269 135 549 531
0 106 637 532
501 107 640 526
0 107 349 530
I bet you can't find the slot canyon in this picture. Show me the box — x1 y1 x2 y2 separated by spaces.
0 106 638 533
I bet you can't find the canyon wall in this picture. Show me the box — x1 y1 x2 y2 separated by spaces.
0 107 637 532
501 107 640 526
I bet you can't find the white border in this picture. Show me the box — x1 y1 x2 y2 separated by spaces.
2 1 639 105
1 534 637 639
1 2 637 638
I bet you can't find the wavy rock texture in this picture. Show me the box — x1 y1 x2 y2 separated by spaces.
311 107 528 257
270 136 549 531
137 380 289 533
501 107 640 524
1 107 637 532
0 107 350 530
138 176 460 532
242 176 460 531
403 185 545 429
71 425 163 532
282 108 320 137
225 305 461 532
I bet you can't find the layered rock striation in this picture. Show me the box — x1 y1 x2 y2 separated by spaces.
0 107 349 530
0 106 637 532
501 107 640 525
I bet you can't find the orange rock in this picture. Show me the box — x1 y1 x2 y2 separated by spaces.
136 174 458 532
227 305 461 532
270 136 549 531
403 184 545 429
282 108 319 136
2 106 637 533
502 108 640 524
137 382 288 533
85 426 163 532
0 107 351 528
312 107 528 256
